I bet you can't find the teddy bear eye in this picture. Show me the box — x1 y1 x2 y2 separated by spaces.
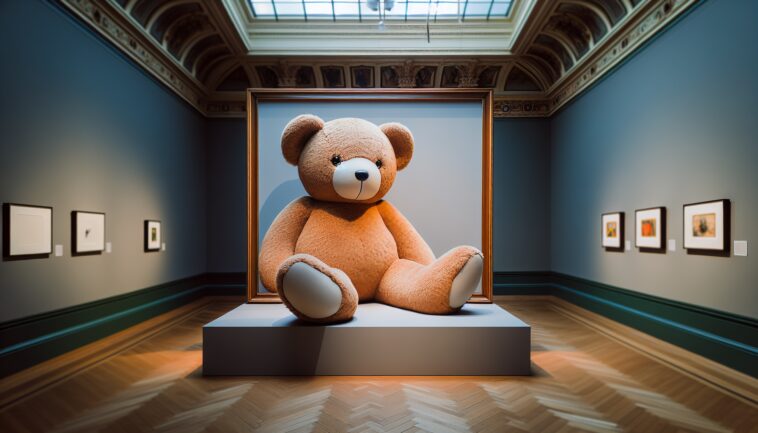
331 155 342 166
375 159 383 168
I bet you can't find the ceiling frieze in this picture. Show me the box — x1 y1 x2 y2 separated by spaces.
59 0 699 118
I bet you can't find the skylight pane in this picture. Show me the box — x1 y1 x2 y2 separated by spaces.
252 1 275 17
359 1 379 20
384 3 406 20
489 1 509 17
304 1 333 16
333 2 359 18
464 3 489 17
275 0 304 17
248 0 513 21
435 2 460 17
406 3 429 17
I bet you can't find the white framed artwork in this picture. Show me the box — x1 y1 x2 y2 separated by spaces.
144 220 162 252
3 203 53 258
683 199 730 252
635 207 665 250
601 212 624 250
72 211 105 255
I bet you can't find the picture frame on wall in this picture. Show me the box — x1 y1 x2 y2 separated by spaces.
247 89 494 304
72 211 105 255
601 212 624 251
683 199 730 255
3 203 53 260
144 220 161 252
635 207 666 252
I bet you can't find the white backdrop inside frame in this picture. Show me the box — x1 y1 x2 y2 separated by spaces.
256 100 484 295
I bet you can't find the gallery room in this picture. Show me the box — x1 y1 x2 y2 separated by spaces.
0 0 756 431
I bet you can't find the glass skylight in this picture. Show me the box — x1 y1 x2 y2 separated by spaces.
249 0 513 21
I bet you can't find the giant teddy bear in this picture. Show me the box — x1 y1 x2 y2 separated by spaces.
259 115 484 323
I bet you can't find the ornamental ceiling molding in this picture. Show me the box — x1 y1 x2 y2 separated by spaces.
545 0 699 114
60 0 700 118
59 0 208 111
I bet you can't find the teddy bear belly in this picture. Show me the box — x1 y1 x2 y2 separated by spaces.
295 207 399 301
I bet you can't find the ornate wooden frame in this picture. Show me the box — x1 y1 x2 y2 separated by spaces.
247 88 493 303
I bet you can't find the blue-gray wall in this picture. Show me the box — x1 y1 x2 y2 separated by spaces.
4 0 755 324
494 118 550 271
206 119 247 272
550 0 758 318
0 0 208 322
205 116 551 274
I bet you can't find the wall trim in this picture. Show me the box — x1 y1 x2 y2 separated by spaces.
0 273 246 378
4 270 754 380
546 297 757 406
495 271 758 377
54 0 704 119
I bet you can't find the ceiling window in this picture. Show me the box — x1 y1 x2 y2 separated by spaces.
249 0 514 22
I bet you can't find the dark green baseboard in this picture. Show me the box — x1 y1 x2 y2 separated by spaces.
0 273 246 378
3 271 755 379
495 271 758 377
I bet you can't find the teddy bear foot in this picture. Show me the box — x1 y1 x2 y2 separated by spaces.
449 253 484 308
277 254 358 323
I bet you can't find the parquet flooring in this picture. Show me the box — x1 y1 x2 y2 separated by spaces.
0 299 756 433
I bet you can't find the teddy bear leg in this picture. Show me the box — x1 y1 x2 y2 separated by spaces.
276 254 358 323
375 246 483 314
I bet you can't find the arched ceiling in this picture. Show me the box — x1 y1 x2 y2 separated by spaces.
61 0 698 117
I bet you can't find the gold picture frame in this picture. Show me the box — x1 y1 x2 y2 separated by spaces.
247 88 494 303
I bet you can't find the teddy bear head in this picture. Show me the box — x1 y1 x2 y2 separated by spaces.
280 115 414 204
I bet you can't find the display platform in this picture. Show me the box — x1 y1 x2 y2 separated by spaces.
203 302 531 376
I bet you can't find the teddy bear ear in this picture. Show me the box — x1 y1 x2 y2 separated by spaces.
380 122 414 170
281 114 325 165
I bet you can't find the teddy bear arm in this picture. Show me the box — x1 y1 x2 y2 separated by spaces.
258 197 314 292
377 200 435 265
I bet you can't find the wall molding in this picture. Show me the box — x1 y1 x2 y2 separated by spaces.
54 0 704 118
0 272 246 379
495 271 758 377
58 0 208 112
5 269 753 381
546 297 757 405
546 0 703 115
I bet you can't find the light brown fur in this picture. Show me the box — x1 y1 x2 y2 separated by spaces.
259 115 483 322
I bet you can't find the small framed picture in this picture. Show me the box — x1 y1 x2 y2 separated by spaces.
635 207 666 251
144 220 161 252
3 203 53 259
601 212 624 251
683 199 730 253
72 211 105 255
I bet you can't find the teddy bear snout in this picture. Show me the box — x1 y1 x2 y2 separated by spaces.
354 170 369 181
332 157 382 201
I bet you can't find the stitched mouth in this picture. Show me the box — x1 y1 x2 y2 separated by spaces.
354 181 364 200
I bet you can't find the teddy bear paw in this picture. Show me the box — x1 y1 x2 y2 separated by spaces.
449 253 484 308
281 262 344 319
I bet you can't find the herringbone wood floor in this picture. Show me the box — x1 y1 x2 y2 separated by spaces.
0 299 755 433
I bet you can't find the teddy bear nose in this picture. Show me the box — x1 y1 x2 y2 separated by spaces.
354 170 369 181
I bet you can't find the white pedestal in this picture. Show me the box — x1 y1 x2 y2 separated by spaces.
203 302 531 376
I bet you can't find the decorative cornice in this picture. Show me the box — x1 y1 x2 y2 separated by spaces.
58 0 701 118
206 100 247 117
203 95 553 119
60 0 207 112
547 0 700 114
494 98 552 118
